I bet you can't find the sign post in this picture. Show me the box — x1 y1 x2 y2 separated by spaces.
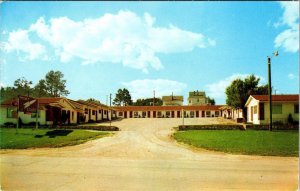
110 93 112 127
16 97 19 134
35 99 39 130
182 108 184 127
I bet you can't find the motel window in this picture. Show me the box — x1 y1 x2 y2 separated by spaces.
85 108 88 114
166 111 170 117
134 112 138 117
92 110 96 115
294 104 299 114
119 112 123 116
7 108 17 118
31 111 41 118
215 111 219 117
99 110 102 113
104 110 107 115
157 111 162 117
254 106 258 114
206 111 211 117
272 104 282 114
190 111 194 117
142 112 146 117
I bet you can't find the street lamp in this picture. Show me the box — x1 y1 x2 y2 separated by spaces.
267 51 278 131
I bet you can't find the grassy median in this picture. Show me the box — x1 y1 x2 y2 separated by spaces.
0 128 111 149
174 130 299 156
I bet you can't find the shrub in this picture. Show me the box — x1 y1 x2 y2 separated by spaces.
178 124 244 131
288 114 294 125
27 122 40 126
3 122 16 127
88 119 95 123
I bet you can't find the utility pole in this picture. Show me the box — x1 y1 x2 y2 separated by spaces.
16 96 19 134
268 57 272 131
153 90 155 106
109 93 112 127
35 99 39 130
267 51 278 131
182 108 184 127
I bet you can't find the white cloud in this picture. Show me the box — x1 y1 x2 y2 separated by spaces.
25 10 214 72
274 2 299 53
122 79 187 100
3 29 47 61
205 74 265 99
288 73 298 80
0 82 5 88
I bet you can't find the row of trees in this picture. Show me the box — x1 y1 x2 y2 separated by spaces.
112 88 216 106
1 70 69 101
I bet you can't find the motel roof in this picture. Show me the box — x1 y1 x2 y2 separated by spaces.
245 94 299 107
76 100 109 109
113 105 224 111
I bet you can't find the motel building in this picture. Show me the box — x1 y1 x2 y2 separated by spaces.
245 94 299 125
114 105 223 119
0 97 116 126
219 105 243 122
1 97 78 125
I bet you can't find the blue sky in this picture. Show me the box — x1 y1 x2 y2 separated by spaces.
0 2 299 105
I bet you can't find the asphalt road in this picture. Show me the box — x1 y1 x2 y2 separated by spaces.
0 118 298 191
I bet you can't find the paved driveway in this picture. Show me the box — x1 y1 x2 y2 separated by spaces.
1 118 298 190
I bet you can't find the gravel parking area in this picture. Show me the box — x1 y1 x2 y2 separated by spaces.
1 118 298 190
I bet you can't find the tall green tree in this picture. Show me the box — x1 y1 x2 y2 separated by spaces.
206 96 215 105
44 70 69 97
86 98 101 105
13 77 33 96
113 88 132 106
33 79 50 97
133 98 163 106
225 74 268 119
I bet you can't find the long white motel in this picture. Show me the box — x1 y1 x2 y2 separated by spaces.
113 105 223 118
1 94 298 126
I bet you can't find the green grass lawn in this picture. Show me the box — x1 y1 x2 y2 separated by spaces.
174 130 299 156
0 128 111 149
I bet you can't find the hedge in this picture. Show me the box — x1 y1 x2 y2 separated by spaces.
178 124 245 131
0 124 119 131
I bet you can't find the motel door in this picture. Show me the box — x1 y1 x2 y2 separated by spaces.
202 111 205 117
130 111 133 118
177 111 180 118
171 111 175 118
147 111 150 118
196 111 199 118
259 103 265 120
153 111 156 118
124 112 127 118
251 107 253 121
